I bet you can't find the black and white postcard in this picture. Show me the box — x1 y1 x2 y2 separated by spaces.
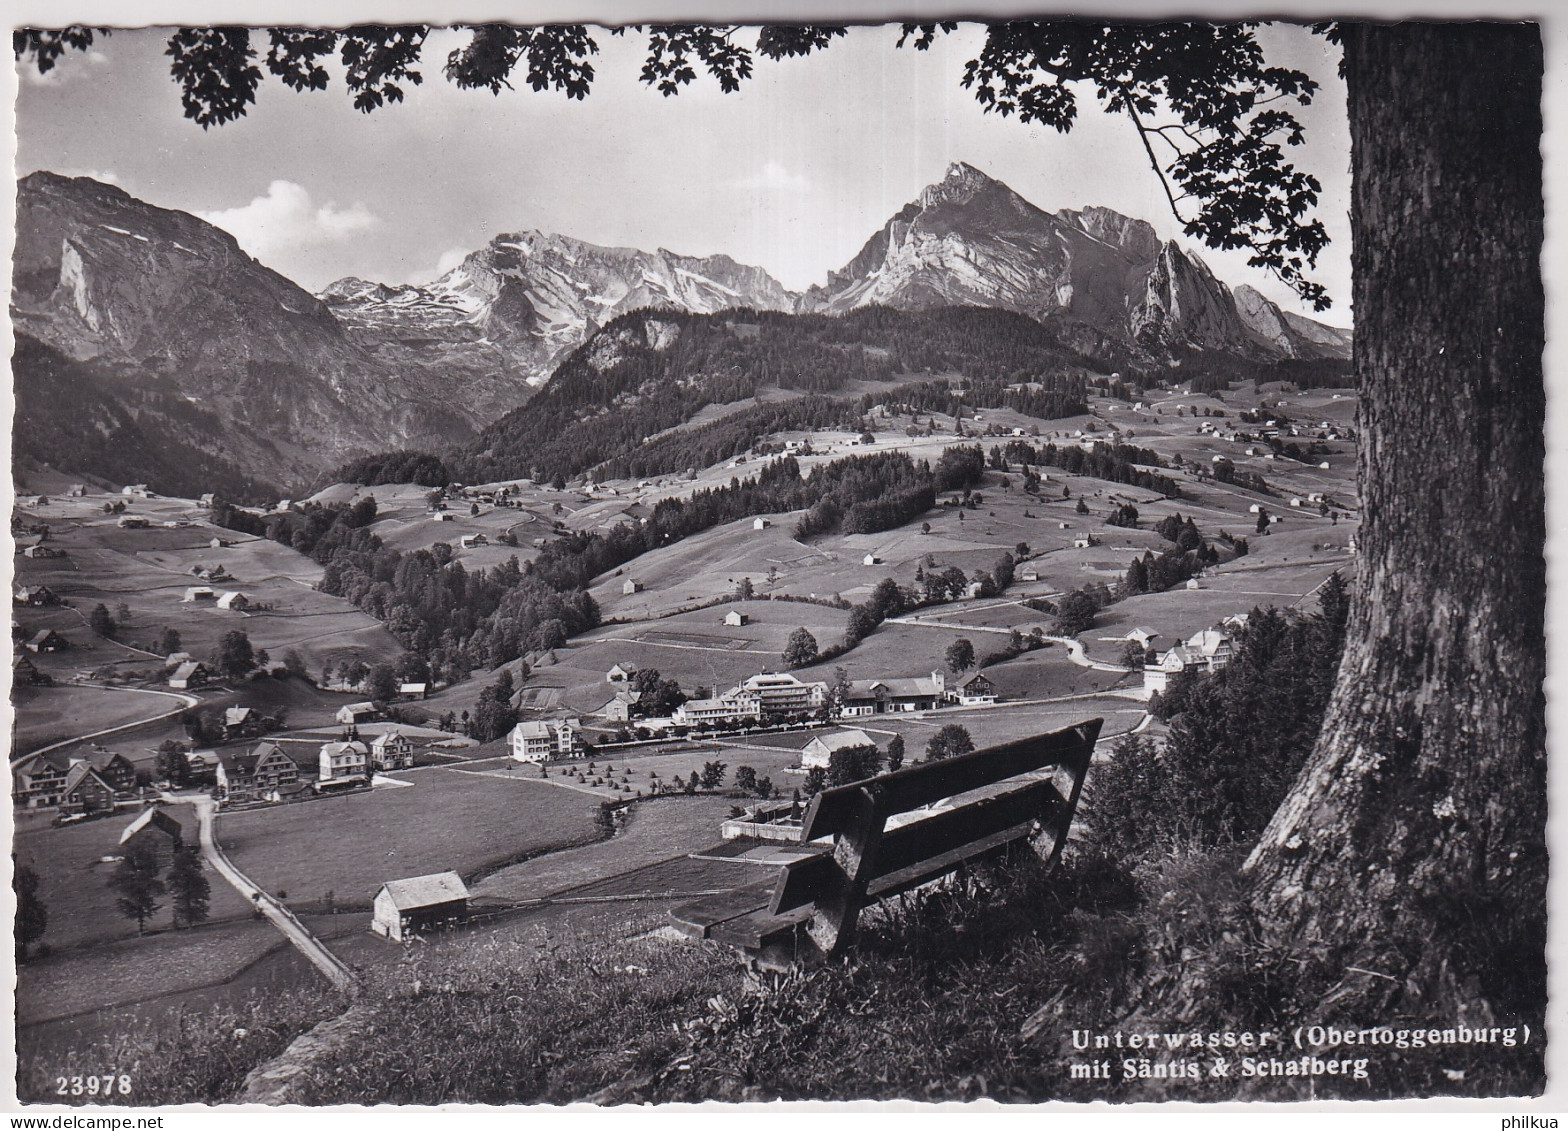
5 1 1560 1116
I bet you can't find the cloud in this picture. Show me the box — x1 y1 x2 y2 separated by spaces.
197 180 380 262
19 48 110 87
72 169 120 185
736 160 811 195
433 246 472 276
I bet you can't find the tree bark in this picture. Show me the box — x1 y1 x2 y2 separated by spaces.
1244 23 1546 1021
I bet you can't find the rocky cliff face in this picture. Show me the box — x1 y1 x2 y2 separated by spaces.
12 171 477 486
804 162 1349 361
322 231 799 394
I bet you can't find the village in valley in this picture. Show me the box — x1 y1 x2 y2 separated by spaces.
11 375 1360 1068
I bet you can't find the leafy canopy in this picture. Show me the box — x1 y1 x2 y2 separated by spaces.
15 20 1329 307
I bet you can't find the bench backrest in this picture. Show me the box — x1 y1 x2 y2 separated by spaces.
780 718 1102 957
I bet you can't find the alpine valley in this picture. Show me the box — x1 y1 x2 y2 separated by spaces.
12 163 1348 499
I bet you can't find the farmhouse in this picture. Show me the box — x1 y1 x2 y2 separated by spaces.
168 661 209 689
723 610 750 627
12 652 48 686
26 629 68 653
622 578 644 595
1104 627 1159 647
216 591 251 611
862 554 883 566
335 702 381 726
371 872 470 942
116 516 150 529
370 730 415 771
183 586 217 603
14 585 58 606
752 517 771 530
224 707 260 736
319 739 370 783
459 534 488 549
599 691 637 723
1016 565 1040 583
119 805 184 850
802 728 877 770
606 663 638 683
949 671 999 706
508 719 584 763
23 545 66 559
398 682 429 700
841 673 946 716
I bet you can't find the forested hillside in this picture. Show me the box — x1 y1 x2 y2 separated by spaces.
448 306 1100 485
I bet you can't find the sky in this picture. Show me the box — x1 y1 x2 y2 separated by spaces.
15 22 1351 323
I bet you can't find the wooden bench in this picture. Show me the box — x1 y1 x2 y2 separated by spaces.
671 718 1101 967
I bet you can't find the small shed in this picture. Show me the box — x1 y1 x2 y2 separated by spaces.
862 554 882 566
216 591 251 610
184 586 217 603
622 578 643 595
752 517 770 531
724 610 749 627
371 872 470 941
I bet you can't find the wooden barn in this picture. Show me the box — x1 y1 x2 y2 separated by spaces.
371 872 470 941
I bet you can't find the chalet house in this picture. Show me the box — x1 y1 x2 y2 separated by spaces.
964 579 988 599
213 749 262 801
23 545 66 559
1104 627 1159 648
216 591 251 611
752 518 771 530
199 493 216 507
371 872 470 941
432 512 455 522
459 534 489 549
26 629 68 654
1016 566 1040 583
949 671 999 706
803 728 877 770
319 740 370 783
508 719 584 763
724 611 750 627
599 691 637 723
15 585 58 606
224 707 260 737
370 730 415 771
184 749 222 785
13 652 48 687
117 516 150 529
183 586 217 603
1072 537 1094 549
12 751 70 808
168 661 209 690
59 762 117 815
258 742 308 787
841 673 946 716
606 663 638 683
335 702 381 726
862 554 883 566
85 748 139 796
1144 628 1235 694
397 682 428 701
622 578 643 595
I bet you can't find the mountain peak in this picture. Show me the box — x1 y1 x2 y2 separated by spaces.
919 161 1000 208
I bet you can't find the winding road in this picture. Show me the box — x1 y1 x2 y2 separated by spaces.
13 684 199 765
164 793 357 993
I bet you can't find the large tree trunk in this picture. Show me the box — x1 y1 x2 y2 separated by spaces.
1244 23 1546 1022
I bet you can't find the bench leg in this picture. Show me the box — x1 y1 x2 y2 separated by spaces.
804 784 886 958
